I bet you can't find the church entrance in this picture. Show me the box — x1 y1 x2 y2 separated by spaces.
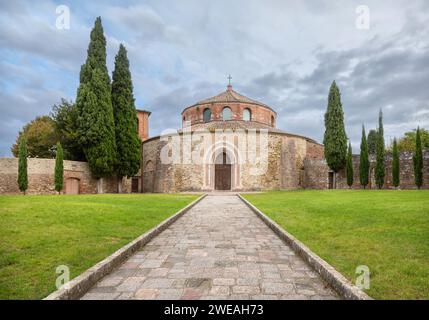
215 152 231 190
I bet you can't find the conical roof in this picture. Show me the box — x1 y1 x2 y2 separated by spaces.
184 85 276 113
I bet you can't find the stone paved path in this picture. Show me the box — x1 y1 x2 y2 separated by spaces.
81 195 339 300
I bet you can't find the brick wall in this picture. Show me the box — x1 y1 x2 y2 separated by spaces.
182 102 277 128
0 158 132 194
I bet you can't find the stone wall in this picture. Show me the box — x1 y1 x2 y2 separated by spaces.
304 150 429 189
141 130 312 192
0 158 132 195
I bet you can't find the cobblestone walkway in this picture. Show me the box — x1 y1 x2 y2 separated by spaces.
81 195 339 300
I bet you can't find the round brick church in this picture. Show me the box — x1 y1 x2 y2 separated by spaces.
140 84 325 192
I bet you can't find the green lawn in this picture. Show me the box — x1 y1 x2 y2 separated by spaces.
242 190 429 300
0 193 198 300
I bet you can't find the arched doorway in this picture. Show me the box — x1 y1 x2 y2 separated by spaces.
215 152 231 190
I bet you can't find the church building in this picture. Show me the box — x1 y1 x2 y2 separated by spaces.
138 83 325 192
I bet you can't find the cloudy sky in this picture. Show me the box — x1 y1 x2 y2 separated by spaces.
1 0 428 156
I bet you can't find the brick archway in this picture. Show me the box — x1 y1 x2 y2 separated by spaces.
203 142 242 191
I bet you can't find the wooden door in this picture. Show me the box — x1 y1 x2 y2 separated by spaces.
214 152 232 190
131 177 139 193
66 178 79 194
215 164 231 190
328 172 334 189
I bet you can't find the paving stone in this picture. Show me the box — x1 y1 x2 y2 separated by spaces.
135 288 158 300
213 278 235 286
82 195 339 300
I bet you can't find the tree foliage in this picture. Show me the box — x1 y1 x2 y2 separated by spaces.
323 81 347 174
367 129 378 155
11 116 57 158
413 127 423 189
359 125 369 188
18 136 28 193
55 142 64 193
375 110 385 189
51 99 85 161
76 17 116 178
395 128 429 153
346 142 354 188
392 138 400 188
111 44 141 178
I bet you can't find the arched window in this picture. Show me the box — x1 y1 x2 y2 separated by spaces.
203 108 211 122
243 108 251 121
271 115 275 127
222 107 232 120
136 118 140 133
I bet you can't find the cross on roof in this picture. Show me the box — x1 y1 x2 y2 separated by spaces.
227 74 232 85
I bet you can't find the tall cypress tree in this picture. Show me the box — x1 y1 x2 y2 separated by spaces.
392 138 400 188
346 142 354 188
413 127 423 189
367 129 378 155
18 136 28 194
323 81 347 188
111 44 141 192
375 109 385 189
76 17 116 180
359 125 369 189
55 142 64 194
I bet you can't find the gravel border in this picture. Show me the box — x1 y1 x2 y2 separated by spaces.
238 194 372 300
44 194 207 300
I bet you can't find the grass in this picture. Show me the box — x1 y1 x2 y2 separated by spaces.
242 190 429 300
0 193 198 300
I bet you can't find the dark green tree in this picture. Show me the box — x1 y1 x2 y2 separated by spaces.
392 138 400 188
346 142 354 188
359 125 369 189
76 17 116 180
375 109 385 189
413 127 423 189
51 99 85 161
111 44 141 192
55 142 64 194
367 129 378 155
323 81 347 188
18 136 28 194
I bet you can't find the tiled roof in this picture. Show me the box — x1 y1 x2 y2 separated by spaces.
186 86 276 113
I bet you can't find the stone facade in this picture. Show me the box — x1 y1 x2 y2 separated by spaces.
0 158 132 195
141 128 322 193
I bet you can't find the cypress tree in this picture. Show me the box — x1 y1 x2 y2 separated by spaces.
359 125 369 189
76 17 116 180
323 81 347 188
413 127 423 189
367 129 378 155
392 138 400 188
55 142 64 194
375 109 385 189
18 136 28 194
346 142 354 188
111 44 141 192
